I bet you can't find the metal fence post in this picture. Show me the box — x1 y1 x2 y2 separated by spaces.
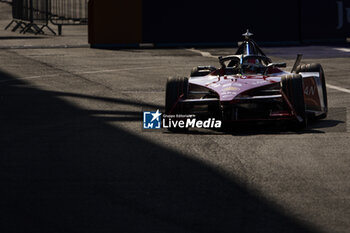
29 0 33 24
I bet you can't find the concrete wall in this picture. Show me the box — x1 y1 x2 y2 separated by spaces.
88 0 142 45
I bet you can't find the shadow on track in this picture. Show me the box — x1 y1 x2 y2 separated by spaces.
165 119 345 136
0 69 322 233
170 108 345 136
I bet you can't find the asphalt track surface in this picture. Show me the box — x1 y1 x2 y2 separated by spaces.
0 42 350 233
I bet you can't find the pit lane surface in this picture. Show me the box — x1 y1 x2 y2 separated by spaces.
0 45 349 233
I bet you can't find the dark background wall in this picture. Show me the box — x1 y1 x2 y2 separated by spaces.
89 0 350 47
301 0 350 43
88 0 142 45
142 0 300 44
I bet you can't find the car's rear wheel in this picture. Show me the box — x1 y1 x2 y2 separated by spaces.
281 74 307 128
296 63 328 119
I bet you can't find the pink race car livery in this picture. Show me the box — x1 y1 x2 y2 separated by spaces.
165 30 328 129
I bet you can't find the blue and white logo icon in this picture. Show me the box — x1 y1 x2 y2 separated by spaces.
143 109 162 129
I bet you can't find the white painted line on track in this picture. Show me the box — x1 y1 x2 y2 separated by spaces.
77 66 163 75
186 48 217 58
327 84 350 94
3 50 350 95
334 48 350 53
0 66 167 84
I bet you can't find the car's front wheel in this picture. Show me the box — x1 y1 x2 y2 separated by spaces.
165 76 188 114
281 74 307 128
165 77 189 132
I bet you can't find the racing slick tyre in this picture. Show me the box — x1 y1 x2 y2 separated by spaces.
190 66 216 77
281 74 307 128
165 76 188 114
296 63 328 119
165 77 189 132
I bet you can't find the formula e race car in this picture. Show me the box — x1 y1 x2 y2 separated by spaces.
165 30 328 129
